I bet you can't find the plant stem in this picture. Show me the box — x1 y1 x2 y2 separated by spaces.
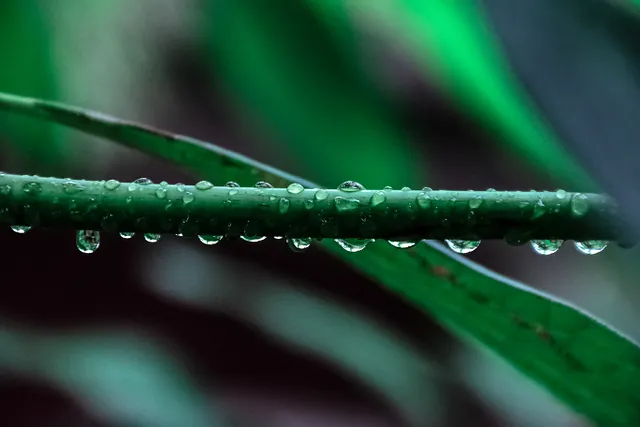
0 172 633 245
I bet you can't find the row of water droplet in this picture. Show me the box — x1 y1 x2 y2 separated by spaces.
9 225 609 256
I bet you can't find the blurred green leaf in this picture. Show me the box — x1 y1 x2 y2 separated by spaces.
2 93 639 424
0 1 65 172
205 0 423 189
344 0 596 189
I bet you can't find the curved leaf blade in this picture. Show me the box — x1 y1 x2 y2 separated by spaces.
0 93 638 424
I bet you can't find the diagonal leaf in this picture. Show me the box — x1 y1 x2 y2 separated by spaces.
205 0 423 189
343 0 597 190
0 93 639 425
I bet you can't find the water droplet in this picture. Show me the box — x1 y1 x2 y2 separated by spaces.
182 192 195 204
176 183 186 192
288 237 312 252
279 198 290 214
255 181 273 188
388 240 417 249
338 181 365 192
225 181 240 188
422 186 433 192
128 177 152 191
119 232 135 239
0 184 11 196
62 180 84 194
274 236 284 240
104 179 120 191
228 189 239 196
531 240 563 255
335 238 373 252
76 230 100 254
468 197 483 209
195 180 213 191
287 183 304 194
401 186 411 192
335 196 360 212
144 233 161 243
556 189 567 199
314 189 329 201
11 225 31 234
570 193 589 217
370 191 386 207
416 192 431 209
155 188 167 199
22 182 42 195
198 235 223 245
304 199 315 210
383 186 393 191
445 239 480 254
486 188 496 192
574 240 608 255
241 235 267 243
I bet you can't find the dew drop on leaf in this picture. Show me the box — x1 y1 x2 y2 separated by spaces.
225 181 240 188
445 239 480 254
176 183 186 192
370 191 386 207
314 188 329 201
416 192 431 209
334 196 360 212
401 186 411 192
155 188 167 199
144 233 161 243
468 197 483 209
337 181 365 192
119 232 135 239
279 198 290 214
422 186 433 192
531 239 563 255
195 180 213 191
388 240 417 249
287 182 304 194
287 237 312 252
62 180 84 194
570 193 589 217
104 179 120 191
76 230 100 254
304 199 315 210
182 192 195 204
11 225 31 234
198 235 223 245
128 177 152 191
335 238 373 252
255 181 273 188
556 189 567 199
574 240 608 255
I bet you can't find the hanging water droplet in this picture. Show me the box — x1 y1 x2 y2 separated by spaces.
104 179 120 191
334 196 360 212
468 197 483 209
128 177 152 191
155 188 167 199
11 225 31 234
274 236 284 240
370 191 386 207
62 180 84 194
388 240 417 249
304 199 315 210
574 240 608 255
445 239 480 254
198 235 223 245
76 230 100 254
335 238 373 252
255 181 273 188
225 181 240 188
287 182 304 194
279 198 290 214
556 189 567 199
416 192 431 209
570 193 589 217
314 189 329 201
182 192 195 204
119 232 135 239
195 180 213 191
144 233 161 243
531 240 563 255
337 181 365 192
241 235 267 243
287 237 312 252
